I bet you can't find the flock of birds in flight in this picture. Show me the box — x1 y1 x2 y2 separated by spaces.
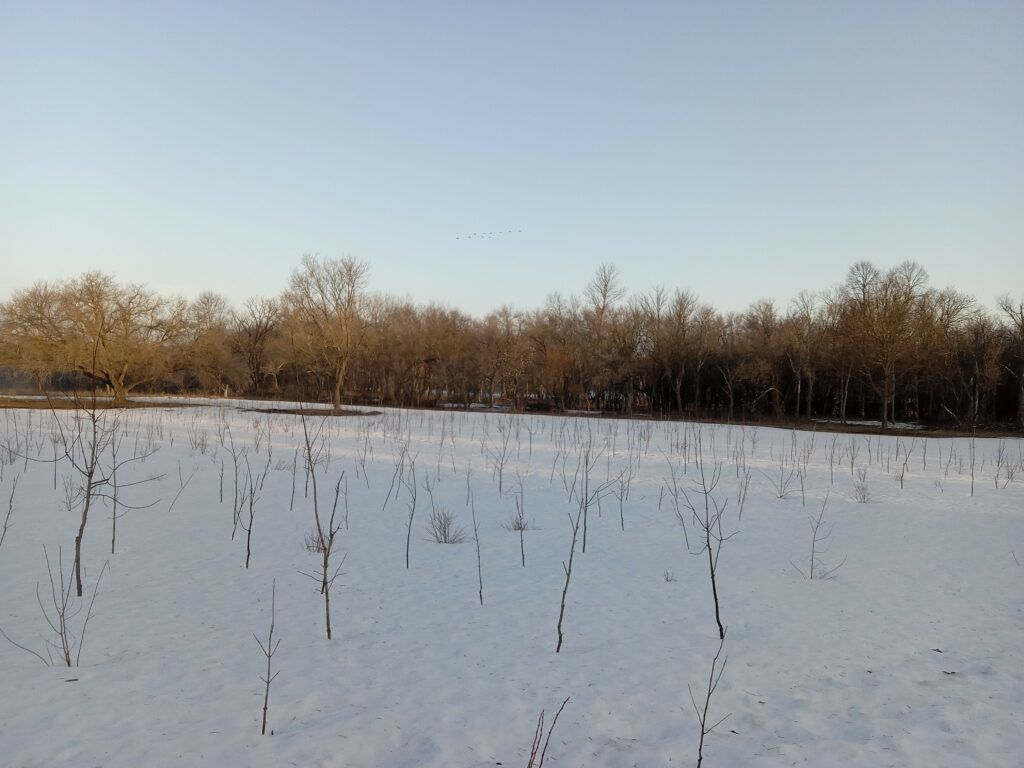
455 229 523 240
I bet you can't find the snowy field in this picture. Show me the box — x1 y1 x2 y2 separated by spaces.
0 398 1022 768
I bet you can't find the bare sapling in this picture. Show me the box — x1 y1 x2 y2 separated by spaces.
826 434 840 485
613 464 632 531
166 462 194 515
239 457 267 568
736 468 751 521
790 492 847 580
690 632 730 768
0 546 109 666
525 696 571 768
848 436 860 475
382 442 409 511
108 440 123 553
663 453 691 549
227 429 246 538
289 447 298 511
577 438 619 554
760 456 797 499
1002 451 1020 487
511 491 528 566
895 438 915 490
485 423 513 494
681 436 736 640
969 431 976 498
47 385 161 597
254 580 281 735
340 471 350 530
555 502 584 653
0 474 17 552
297 409 346 639
994 440 1007 488
852 466 870 503
403 460 418 567
357 423 372 487
471 495 483 605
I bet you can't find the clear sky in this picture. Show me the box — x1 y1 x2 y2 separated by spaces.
1 1 1021 315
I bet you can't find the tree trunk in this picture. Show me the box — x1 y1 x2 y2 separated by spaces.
1016 373 1024 430
332 359 348 414
111 380 128 407
771 373 783 418
880 367 892 430
694 364 703 416
840 368 851 424
891 370 897 425
75 481 94 597
970 364 979 426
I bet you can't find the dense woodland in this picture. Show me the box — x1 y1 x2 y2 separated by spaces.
1 256 1022 430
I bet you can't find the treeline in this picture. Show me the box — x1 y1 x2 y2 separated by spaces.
1 256 1022 430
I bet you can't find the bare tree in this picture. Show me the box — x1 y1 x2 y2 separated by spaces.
0 272 186 404
555 502 583 653
233 296 281 394
0 546 109 667
185 291 240 396
525 696 571 768
297 409 346 639
790 493 846 579
0 474 17 552
253 580 282 735
760 457 797 499
239 457 267 569
49 385 161 597
3 257 1023 426
680 434 736 640
998 294 1024 429
402 459 419 568
510 492 528 566
471 496 483 605
284 255 369 413
690 633 730 768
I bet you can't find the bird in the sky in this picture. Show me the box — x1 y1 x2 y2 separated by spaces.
455 228 523 241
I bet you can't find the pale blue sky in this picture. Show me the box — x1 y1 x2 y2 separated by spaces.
1 1 1021 315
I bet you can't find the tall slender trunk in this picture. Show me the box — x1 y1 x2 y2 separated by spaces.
1018 377 1024 430
720 368 734 422
771 372 783 418
880 377 890 430
840 368 851 424
891 369 897 425
970 364 980 426
332 358 348 414
75 469 96 597
694 361 704 416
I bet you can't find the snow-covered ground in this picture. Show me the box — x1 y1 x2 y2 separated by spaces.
0 399 1021 768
